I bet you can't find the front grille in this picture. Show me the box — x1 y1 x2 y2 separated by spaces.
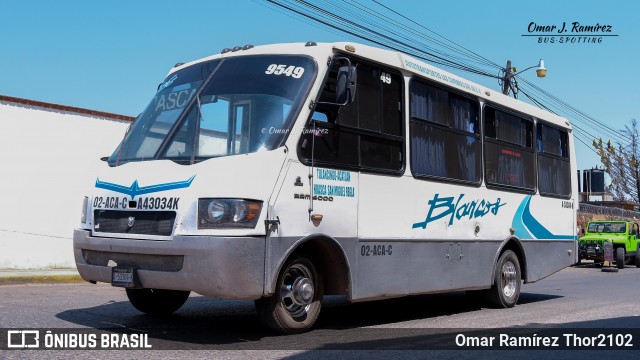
581 240 604 248
94 210 176 236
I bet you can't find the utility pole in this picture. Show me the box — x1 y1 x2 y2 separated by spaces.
502 60 513 96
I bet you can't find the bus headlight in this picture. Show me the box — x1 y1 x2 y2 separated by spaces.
198 199 262 229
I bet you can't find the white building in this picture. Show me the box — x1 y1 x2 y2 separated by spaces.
0 95 131 268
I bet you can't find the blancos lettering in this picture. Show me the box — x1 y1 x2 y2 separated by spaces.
412 193 506 229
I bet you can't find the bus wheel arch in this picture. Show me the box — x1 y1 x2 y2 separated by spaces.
270 234 351 297
486 238 527 308
257 235 350 333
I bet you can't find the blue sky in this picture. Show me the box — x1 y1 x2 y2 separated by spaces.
1 0 638 171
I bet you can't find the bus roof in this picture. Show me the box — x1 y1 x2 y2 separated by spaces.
170 41 571 130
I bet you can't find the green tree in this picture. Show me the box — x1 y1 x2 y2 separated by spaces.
593 118 640 202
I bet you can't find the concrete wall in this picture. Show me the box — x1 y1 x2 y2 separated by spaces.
0 99 129 268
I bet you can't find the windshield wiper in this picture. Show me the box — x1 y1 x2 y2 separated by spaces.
155 61 223 162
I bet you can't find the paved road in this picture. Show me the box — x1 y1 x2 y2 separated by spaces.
1 263 638 359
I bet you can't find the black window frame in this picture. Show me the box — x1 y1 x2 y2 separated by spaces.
536 121 572 199
408 77 482 186
483 103 537 193
297 55 405 175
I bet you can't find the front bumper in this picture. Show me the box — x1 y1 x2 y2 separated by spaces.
73 229 265 299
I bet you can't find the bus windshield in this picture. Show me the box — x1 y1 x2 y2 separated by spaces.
108 55 316 165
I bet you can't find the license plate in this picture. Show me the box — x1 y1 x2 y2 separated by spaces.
111 267 140 288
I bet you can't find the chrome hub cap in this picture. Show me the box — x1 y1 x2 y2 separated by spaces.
501 261 517 298
292 278 314 306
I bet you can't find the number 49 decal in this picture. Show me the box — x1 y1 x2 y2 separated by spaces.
265 64 305 79
380 72 392 84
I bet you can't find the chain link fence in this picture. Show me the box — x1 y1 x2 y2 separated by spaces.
578 203 640 219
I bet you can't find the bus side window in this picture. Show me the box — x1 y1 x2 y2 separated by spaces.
537 123 571 198
409 80 481 184
483 107 536 192
299 58 404 174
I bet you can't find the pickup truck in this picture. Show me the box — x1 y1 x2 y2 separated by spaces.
578 220 640 269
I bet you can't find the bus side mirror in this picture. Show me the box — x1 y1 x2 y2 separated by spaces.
336 65 357 105
580 228 585 235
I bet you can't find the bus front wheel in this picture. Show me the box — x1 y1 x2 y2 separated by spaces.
125 288 190 315
255 257 323 334
486 250 521 308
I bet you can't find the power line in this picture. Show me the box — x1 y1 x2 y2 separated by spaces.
517 76 627 142
264 0 625 150
368 0 501 69
266 0 500 78
516 78 627 146
252 0 355 39
344 0 499 69
574 133 602 157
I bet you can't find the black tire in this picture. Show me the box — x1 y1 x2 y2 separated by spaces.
255 257 323 334
635 254 640 268
125 288 190 315
486 250 521 308
615 247 625 269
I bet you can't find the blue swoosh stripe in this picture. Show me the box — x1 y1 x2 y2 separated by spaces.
511 196 533 239
95 175 195 199
512 195 576 240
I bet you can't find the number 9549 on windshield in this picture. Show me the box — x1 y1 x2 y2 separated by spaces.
265 64 305 78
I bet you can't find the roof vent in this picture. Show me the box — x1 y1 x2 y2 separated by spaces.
242 44 254 50
173 62 185 68
221 48 232 54
305 41 317 47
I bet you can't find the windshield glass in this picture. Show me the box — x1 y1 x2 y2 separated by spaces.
587 222 626 233
109 55 316 165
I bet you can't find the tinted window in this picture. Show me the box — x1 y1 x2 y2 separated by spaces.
484 106 535 191
299 58 404 173
537 123 571 197
410 81 480 184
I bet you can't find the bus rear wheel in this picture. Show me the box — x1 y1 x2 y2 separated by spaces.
486 250 521 308
255 257 323 334
125 288 190 315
